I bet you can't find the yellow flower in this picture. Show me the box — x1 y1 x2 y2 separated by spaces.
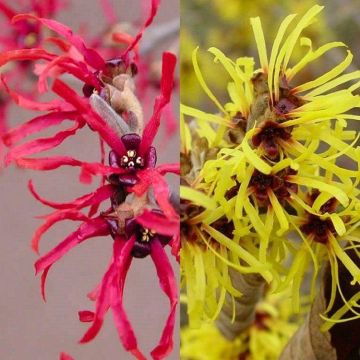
181 4 360 330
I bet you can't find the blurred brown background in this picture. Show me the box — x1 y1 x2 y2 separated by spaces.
0 0 179 359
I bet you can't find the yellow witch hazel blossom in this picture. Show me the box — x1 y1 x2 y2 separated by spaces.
180 292 299 360
181 3 360 330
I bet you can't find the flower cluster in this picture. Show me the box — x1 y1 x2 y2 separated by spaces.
181 4 360 331
0 0 65 163
1 1 179 359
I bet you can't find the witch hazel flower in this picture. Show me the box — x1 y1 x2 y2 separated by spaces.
181 4 360 336
0 0 66 163
1 2 179 359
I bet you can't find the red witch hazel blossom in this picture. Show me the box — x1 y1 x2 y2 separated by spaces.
1 2 179 359
0 0 65 164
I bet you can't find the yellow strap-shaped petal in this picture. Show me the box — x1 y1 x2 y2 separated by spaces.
180 186 217 210
330 213 346 236
268 189 289 236
192 47 226 113
242 129 272 174
268 14 297 103
181 104 231 126
329 234 360 284
287 175 349 207
306 70 360 97
250 17 268 71
295 50 353 93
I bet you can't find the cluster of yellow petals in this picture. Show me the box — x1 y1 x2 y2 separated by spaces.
181 4 360 329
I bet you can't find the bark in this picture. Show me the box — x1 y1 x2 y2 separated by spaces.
216 271 265 340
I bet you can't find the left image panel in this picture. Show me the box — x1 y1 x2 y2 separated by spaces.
0 1 179 359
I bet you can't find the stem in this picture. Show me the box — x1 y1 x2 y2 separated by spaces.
216 271 265 340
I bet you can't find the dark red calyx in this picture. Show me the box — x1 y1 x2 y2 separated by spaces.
274 98 297 115
307 190 338 214
212 217 234 239
301 214 335 244
250 168 298 206
254 311 270 330
103 58 138 79
252 121 291 159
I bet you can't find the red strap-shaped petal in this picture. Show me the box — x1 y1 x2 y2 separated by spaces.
31 209 89 254
136 210 178 237
35 216 109 274
0 48 55 67
28 181 113 210
150 239 178 360
131 169 177 220
157 163 180 175
110 238 146 359
1 76 72 112
16 156 82 170
100 0 117 25
16 156 126 180
52 79 126 156
59 353 74 360
140 52 176 153
123 0 160 58
0 3 16 19
5 121 84 165
3 111 79 147
79 237 134 344
78 310 95 323
12 14 105 70
40 265 51 301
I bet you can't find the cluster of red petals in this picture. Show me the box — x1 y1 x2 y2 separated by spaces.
1 1 179 359
0 0 65 164
32 180 178 359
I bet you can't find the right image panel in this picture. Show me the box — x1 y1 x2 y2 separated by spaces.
180 1 360 359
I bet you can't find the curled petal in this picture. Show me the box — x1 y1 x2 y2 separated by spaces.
28 181 113 210
12 14 105 70
41 265 51 302
31 209 89 254
5 121 84 165
150 239 178 360
1 76 72 112
16 156 82 170
79 237 134 344
3 111 79 147
0 48 55 67
35 217 110 274
38 55 102 93
123 0 160 58
110 238 146 358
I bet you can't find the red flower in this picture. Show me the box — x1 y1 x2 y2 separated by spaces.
31 182 178 359
2 4 179 358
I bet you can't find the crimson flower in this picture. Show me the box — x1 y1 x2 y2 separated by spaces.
1 2 179 359
0 0 65 163
31 181 178 359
